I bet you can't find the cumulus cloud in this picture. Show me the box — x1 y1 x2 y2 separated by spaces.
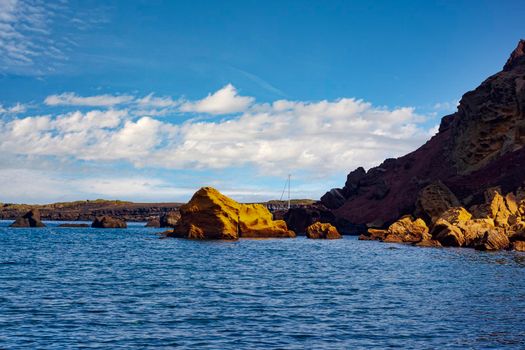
0 93 433 177
180 84 254 114
45 92 134 107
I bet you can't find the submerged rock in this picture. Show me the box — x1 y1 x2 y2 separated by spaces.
305 222 341 239
91 216 127 228
171 187 295 240
58 223 89 227
9 209 46 228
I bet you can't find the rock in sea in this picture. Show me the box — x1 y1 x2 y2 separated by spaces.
9 209 46 228
305 222 341 239
169 187 295 240
91 216 127 228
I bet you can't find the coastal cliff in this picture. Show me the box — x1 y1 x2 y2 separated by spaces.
322 40 525 233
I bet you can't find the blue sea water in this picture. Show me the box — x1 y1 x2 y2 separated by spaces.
1 220 525 349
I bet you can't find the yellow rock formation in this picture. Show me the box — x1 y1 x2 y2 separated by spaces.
171 187 295 240
305 222 341 239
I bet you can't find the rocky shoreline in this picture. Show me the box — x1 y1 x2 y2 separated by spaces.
3 40 525 253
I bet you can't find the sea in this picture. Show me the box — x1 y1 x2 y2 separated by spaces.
1 220 525 349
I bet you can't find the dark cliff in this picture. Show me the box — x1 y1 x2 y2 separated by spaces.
322 40 525 233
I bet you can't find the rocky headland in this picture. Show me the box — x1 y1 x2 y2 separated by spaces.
319 39 525 240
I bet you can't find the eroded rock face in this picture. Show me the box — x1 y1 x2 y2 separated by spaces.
305 222 341 239
359 216 429 244
160 211 181 227
323 40 525 228
91 216 127 228
415 181 460 223
9 209 46 228
171 187 295 240
474 229 510 251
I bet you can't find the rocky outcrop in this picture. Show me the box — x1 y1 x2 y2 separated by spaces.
159 211 181 227
305 222 341 239
323 40 525 231
170 187 295 240
91 216 127 228
283 204 335 234
359 216 430 244
414 181 460 223
9 209 46 228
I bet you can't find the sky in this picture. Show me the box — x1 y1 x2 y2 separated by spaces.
0 0 524 204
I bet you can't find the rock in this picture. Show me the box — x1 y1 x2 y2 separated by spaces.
414 181 460 223
359 216 429 243
283 205 335 234
145 217 160 227
386 216 430 243
305 222 341 239
415 240 442 248
438 207 472 225
342 167 367 197
160 211 181 227
320 188 346 209
9 209 46 228
471 188 516 227
431 207 482 247
474 229 510 251
57 223 89 227
511 241 525 252
432 221 465 247
325 40 525 227
171 187 295 240
360 228 388 241
91 216 127 228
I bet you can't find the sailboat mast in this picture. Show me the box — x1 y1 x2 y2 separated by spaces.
287 174 291 209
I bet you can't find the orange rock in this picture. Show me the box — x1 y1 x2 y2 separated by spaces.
386 216 430 243
474 229 510 251
171 187 295 240
362 228 388 241
305 222 341 239
511 241 525 252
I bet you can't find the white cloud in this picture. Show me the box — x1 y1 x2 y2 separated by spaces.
0 92 434 178
0 168 195 203
45 92 134 107
0 102 27 114
136 93 178 108
180 84 254 114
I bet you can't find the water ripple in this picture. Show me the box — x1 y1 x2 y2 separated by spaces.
0 222 525 348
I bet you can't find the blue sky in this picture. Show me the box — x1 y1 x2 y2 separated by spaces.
0 0 523 203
